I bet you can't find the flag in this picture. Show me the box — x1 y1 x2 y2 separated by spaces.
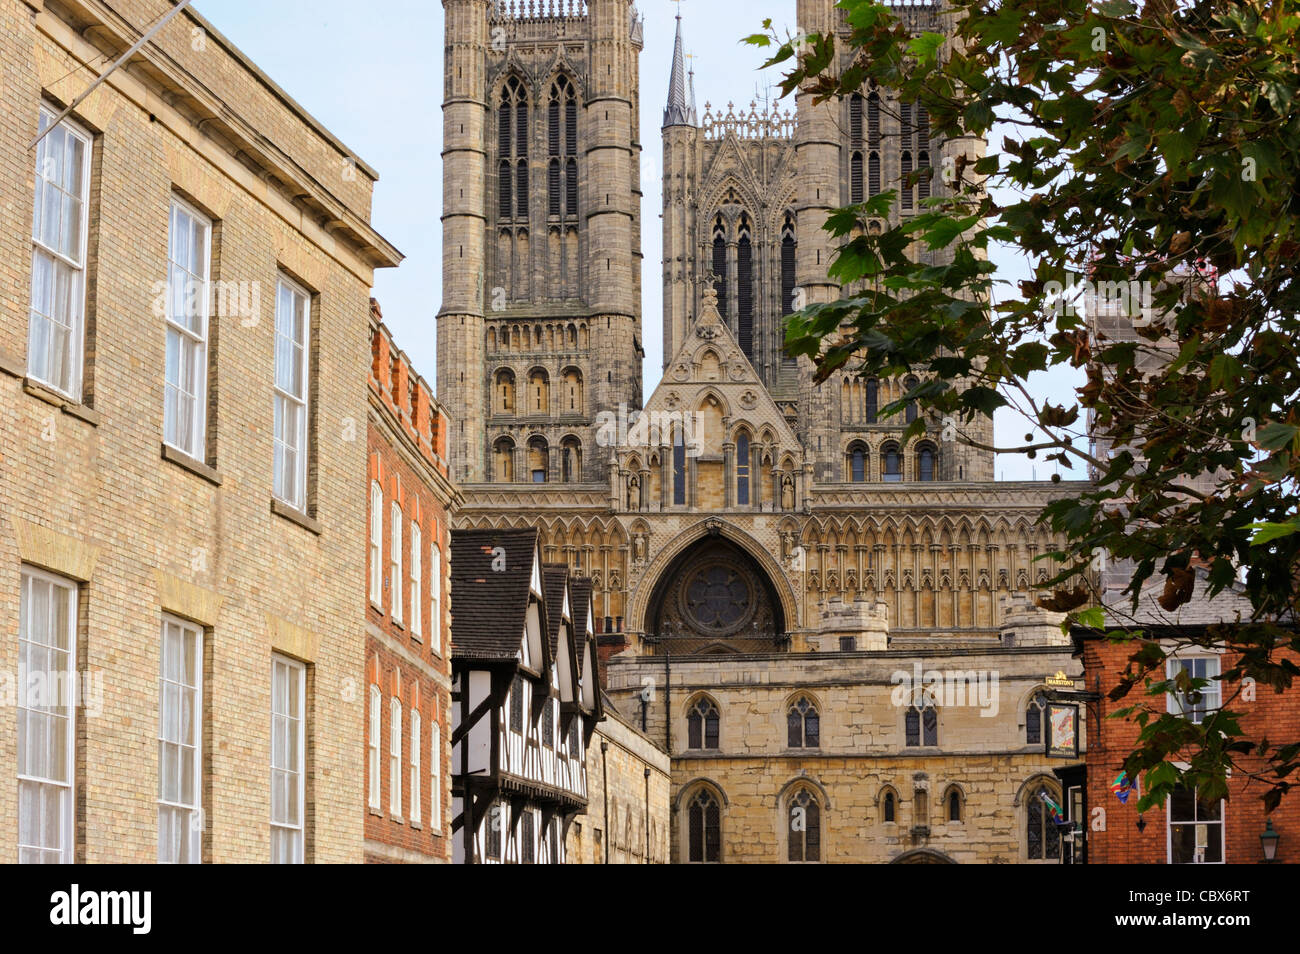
1039 789 1065 823
1112 770 1138 804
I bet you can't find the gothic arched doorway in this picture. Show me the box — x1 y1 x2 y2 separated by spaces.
646 535 785 654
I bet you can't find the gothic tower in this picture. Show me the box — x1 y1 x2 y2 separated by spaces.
664 0 994 483
438 0 645 485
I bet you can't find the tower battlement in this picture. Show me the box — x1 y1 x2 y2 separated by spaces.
701 102 796 141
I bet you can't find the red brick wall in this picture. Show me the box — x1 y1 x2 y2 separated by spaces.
364 309 454 863
1082 637 1300 864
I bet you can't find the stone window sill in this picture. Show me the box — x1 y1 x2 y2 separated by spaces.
271 498 322 535
21 378 101 426
161 443 223 486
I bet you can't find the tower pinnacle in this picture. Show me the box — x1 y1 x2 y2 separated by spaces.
663 12 696 127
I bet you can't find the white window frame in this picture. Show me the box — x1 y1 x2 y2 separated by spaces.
163 196 211 460
389 697 403 817
431 543 443 656
368 684 381 811
430 720 442 832
270 654 306 864
1165 653 1222 725
272 275 310 511
410 521 422 638
390 502 403 624
158 615 203 864
28 104 92 401
18 566 77 864
1166 788 1226 865
369 482 383 606
410 709 422 826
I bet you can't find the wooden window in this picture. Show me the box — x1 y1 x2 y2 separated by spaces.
369 482 383 605
270 655 305 863
17 568 75 864
542 696 554 748
510 675 524 733
430 721 442 831
272 276 311 511
431 544 443 655
389 697 402 817
410 521 422 637
163 198 211 459
1168 786 1223 864
839 636 856 651
368 685 381 811
158 616 203 864
522 810 535 864
410 710 422 826
28 105 92 400
390 502 403 624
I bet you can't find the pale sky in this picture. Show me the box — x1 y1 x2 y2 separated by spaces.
194 0 1073 481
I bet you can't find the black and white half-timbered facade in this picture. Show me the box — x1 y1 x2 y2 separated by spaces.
450 528 602 863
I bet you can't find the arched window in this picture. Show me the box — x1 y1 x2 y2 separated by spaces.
493 437 515 482
561 437 581 483
780 213 797 322
687 697 719 750
548 160 561 216
850 151 864 204
672 426 687 506
712 217 728 316
946 786 963 822
736 217 753 358
917 442 936 481
882 789 896 823
493 368 515 415
881 442 902 482
735 432 750 506
528 368 549 414
787 696 820 748
1025 692 1047 746
527 437 548 483
905 705 938 746
688 789 721 862
1027 782 1062 860
563 368 583 412
368 481 382 605
904 375 919 424
498 77 528 221
865 378 878 423
787 788 821 862
848 442 867 483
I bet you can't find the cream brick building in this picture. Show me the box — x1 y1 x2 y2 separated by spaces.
0 0 400 862
442 0 1088 862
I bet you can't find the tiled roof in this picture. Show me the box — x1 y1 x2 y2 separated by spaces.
450 527 539 661
542 564 570 658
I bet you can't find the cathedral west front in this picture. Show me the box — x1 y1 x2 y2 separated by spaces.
440 0 1091 862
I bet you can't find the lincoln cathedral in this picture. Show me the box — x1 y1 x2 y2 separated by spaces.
438 0 1088 863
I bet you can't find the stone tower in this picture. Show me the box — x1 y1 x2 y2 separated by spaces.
438 0 645 484
663 0 993 483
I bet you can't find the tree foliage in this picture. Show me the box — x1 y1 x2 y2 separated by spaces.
747 0 1300 809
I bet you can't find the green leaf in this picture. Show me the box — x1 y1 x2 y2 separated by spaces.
1076 606 1105 629
1250 521 1300 546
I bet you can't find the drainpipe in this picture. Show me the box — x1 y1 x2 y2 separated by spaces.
664 649 671 755
601 741 610 865
644 766 651 864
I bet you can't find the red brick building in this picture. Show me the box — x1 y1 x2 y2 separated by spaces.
1073 578 1299 864
365 301 462 862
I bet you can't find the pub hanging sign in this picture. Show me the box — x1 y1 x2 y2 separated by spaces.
1046 702 1080 759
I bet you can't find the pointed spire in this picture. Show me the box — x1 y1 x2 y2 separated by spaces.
663 12 696 127
687 52 697 119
